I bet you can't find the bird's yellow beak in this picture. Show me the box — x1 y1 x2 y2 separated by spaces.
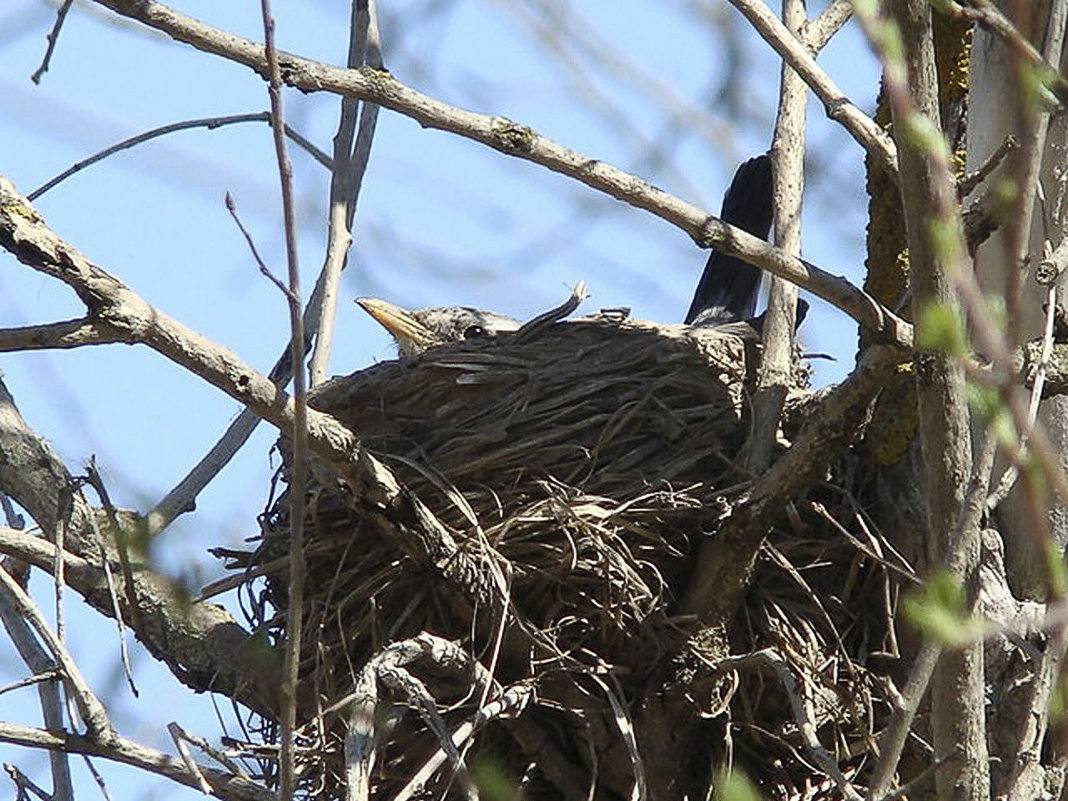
356 297 437 353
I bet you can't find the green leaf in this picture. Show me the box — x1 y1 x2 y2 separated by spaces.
903 570 982 646
916 302 966 355
471 754 516 801
965 382 1015 445
714 768 761 801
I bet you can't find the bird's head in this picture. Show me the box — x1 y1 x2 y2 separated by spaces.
356 298 522 358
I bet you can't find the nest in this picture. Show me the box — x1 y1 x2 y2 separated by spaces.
235 315 913 800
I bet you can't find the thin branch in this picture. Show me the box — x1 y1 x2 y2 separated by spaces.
31 0 75 84
958 134 1017 198
0 667 62 696
868 641 942 800
801 0 853 50
145 255 339 533
728 0 898 179
80 754 114 801
939 0 1068 109
308 0 382 386
225 193 293 299
28 113 331 201
747 0 807 474
4 762 55 801
168 722 214 795
83 0 911 344
0 319 129 351
53 484 72 654
82 460 139 697
987 282 1059 511
0 722 273 801
0 565 73 801
258 2 307 797
392 681 534 801
0 381 281 719
0 176 370 487
0 563 112 741
168 722 250 779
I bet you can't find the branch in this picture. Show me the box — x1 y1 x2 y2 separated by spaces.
30 0 75 84
83 0 910 343
939 0 1068 109
256 1 308 796
308 0 382 386
0 722 273 801
0 184 519 689
801 0 853 50
0 564 112 741
145 255 355 533
680 344 904 624
747 0 807 473
0 318 129 351
728 0 898 178
0 562 74 801
858 0 989 796
0 379 282 719
0 175 394 492
28 113 331 201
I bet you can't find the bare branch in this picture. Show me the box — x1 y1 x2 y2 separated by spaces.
868 641 942 799
958 134 1017 198
0 381 281 718
82 0 910 343
0 319 129 351
0 563 73 801
0 176 376 487
680 344 904 623
82 461 140 697
747 0 807 473
728 0 898 179
0 722 273 801
0 564 112 741
987 283 1060 511
29 113 331 201
257 1 309 796
30 0 75 84
308 0 382 386
801 0 853 50
225 193 293 299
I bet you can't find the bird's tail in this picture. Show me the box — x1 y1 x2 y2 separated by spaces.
684 154 774 326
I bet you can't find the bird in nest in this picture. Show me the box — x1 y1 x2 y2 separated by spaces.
356 298 521 358
358 154 804 357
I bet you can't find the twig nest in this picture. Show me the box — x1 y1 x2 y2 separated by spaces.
275 316 756 659
248 315 901 800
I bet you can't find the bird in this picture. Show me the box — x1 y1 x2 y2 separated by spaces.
357 297 521 358
684 154 774 327
358 155 804 354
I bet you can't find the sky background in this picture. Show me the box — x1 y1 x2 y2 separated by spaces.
0 1 879 798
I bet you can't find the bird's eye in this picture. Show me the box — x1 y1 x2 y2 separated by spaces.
463 325 487 339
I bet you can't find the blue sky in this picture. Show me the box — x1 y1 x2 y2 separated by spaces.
0 1 879 797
